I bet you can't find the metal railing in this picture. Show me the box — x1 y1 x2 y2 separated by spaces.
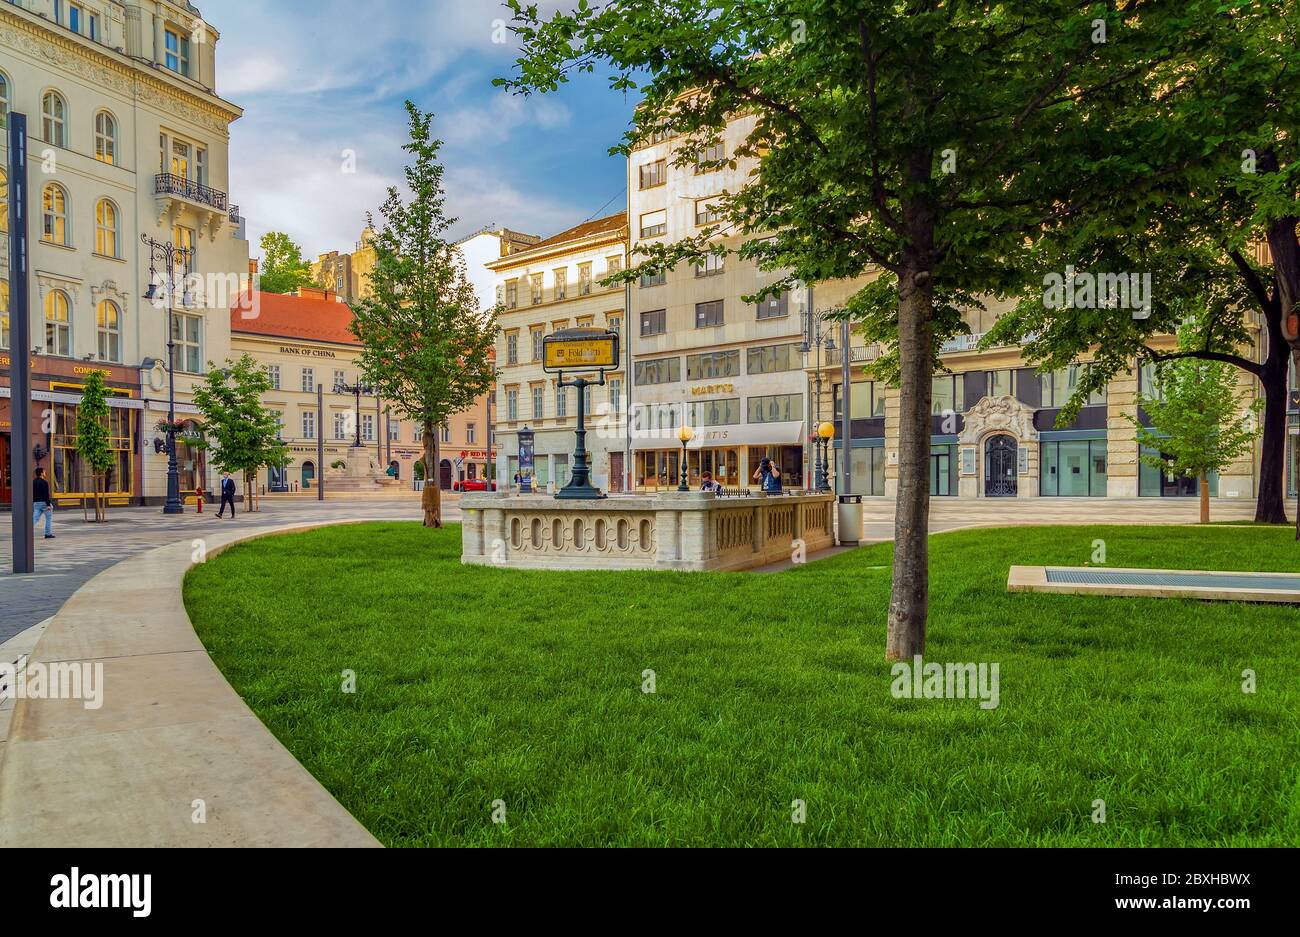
155 173 228 211
825 345 881 367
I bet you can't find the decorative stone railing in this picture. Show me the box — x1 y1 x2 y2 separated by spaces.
460 491 835 572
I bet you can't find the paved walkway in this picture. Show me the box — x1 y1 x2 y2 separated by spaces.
0 498 448 643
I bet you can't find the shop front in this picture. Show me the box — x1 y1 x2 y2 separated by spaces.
631 421 806 491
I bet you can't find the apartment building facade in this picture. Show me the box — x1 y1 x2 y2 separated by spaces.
1 0 249 507
487 213 629 492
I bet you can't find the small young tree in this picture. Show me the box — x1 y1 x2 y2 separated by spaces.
1131 355 1262 524
258 231 318 295
189 354 289 511
351 102 497 528
75 370 114 523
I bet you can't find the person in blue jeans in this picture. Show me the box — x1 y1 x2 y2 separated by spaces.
33 467 54 539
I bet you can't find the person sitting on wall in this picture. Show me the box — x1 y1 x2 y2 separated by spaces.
700 471 722 495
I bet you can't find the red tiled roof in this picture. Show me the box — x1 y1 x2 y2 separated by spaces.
231 290 361 346
525 212 627 252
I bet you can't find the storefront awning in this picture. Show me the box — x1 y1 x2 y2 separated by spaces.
630 420 806 451
0 387 144 410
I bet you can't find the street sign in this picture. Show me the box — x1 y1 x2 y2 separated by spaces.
542 328 619 373
454 457 464 469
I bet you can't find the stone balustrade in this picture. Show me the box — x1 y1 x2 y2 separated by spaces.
460 491 835 572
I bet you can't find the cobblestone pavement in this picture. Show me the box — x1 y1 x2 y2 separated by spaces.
0 493 1264 644
0 497 452 643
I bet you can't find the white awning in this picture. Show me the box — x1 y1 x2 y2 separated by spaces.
630 420 806 450
0 387 144 410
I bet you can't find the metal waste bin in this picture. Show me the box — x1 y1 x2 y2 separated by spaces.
838 494 863 546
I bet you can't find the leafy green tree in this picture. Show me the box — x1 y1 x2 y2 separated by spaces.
350 102 497 528
188 354 289 512
986 3 1300 526
75 370 114 522
257 231 318 295
498 0 1218 659
1131 353 1262 525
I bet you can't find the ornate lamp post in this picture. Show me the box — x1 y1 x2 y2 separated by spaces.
817 421 836 493
801 306 837 491
677 425 695 491
141 234 193 515
334 378 371 448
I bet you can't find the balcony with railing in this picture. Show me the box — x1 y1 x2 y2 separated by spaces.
154 173 234 239
156 174 228 212
824 344 882 367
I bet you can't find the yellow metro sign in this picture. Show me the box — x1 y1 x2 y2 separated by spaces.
542 328 620 372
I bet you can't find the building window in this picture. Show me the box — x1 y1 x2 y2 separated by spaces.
640 209 667 238
334 412 348 440
50 403 133 498
42 183 69 245
988 369 1017 398
68 2 83 33
333 369 346 391
302 410 316 439
609 378 622 413
688 397 741 427
414 426 425 443
506 389 519 421
606 256 623 276
88 10 98 41
932 374 965 415
639 159 667 189
466 423 477 445
388 420 400 441
578 263 592 295
165 27 190 76
1138 360 1164 402
94 111 117 164
756 291 790 320
1041 439 1108 497
531 274 543 304
362 414 375 442
555 384 568 418
695 299 724 329
695 141 725 172
531 328 544 361
634 357 681 386
695 198 722 225
747 342 801 375
506 332 519 365
686 350 740 380
607 315 622 339
0 71 10 130
640 308 666 337
301 367 315 392
640 269 667 288
42 91 67 148
505 280 519 308
532 386 544 419
833 380 887 419
1041 365 1106 408
96 300 121 362
440 424 451 443
172 313 202 373
95 199 119 257
747 393 802 423
267 365 280 390
44 290 71 356
694 253 725 278
553 268 567 301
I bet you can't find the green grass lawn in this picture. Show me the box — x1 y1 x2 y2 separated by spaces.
183 523 1300 847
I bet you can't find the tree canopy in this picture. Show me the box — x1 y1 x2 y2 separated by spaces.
257 231 318 295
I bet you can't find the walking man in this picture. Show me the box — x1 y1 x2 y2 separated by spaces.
216 471 237 519
33 467 54 539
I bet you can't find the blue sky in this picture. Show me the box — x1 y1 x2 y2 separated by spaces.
215 0 635 260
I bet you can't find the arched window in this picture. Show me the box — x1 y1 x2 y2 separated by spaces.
42 183 69 245
94 111 117 164
44 290 71 357
0 71 10 131
95 199 119 257
41 90 67 148
97 300 122 362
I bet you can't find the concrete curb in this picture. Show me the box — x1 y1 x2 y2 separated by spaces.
0 520 401 848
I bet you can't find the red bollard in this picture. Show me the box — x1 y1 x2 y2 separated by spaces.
194 487 204 514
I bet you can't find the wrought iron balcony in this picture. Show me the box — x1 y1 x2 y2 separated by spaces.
824 344 881 367
155 173 228 212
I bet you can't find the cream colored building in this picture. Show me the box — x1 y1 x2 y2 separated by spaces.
487 213 630 492
1 0 249 505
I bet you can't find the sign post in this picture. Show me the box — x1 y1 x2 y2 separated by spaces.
543 328 619 500
9 114 33 574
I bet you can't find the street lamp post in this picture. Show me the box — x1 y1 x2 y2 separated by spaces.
677 425 695 491
141 233 194 516
816 421 836 493
801 306 838 492
335 379 370 448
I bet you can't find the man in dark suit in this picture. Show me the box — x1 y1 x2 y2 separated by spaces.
215 471 237 518
33 467 54 539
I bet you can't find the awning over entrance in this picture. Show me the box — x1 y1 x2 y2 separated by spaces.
0 387 144 410
630 420 806 451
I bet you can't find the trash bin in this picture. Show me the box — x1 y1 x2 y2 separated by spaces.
838 495 863 546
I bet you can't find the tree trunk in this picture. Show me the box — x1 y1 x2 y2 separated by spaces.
422 421 441 528
1199 472 1210 524
1259 161 1298 537
886 163 936 662
1255 338 1290 524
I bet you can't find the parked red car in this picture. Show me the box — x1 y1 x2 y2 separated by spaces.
452 478 497 492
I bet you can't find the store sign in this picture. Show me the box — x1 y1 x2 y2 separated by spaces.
279 346 339 359
691 383 735 396
542 328 619 372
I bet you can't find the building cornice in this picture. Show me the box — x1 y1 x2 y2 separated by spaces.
486 227 629 273
0 6 242 136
